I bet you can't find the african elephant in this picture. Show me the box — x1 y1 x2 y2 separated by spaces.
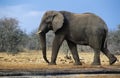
37 10 117 65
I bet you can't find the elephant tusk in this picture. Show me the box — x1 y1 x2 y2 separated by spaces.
36 30 42 35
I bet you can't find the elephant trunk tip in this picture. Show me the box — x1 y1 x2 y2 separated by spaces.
43 56 49 63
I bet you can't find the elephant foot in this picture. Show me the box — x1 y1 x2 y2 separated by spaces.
48 62 56 65
109 56 117 65
74 62 82 65
92 62 101 65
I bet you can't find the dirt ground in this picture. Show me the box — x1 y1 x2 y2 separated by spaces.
0 50 119 70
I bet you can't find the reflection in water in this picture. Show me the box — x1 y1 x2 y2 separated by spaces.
2 74 120 78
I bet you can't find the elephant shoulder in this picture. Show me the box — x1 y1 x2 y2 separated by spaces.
59 11 73 14
83 12 97 16
83 12 94 14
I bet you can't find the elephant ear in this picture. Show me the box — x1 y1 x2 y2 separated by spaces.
52 12 64 32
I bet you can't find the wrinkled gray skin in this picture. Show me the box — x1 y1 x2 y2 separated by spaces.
37 10 117 65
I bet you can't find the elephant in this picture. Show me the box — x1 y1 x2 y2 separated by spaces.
37 10 117 65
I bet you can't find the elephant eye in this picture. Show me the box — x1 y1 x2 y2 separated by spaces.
47 22 52 29
45 16 52 23
45 20 50 24
46 21 51 25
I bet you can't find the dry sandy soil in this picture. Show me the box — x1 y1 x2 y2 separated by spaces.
0 50 119 69
0 50 120 78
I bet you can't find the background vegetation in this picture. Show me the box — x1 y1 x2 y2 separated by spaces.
0 17 120 54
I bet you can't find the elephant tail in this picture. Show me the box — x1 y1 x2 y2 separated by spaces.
101 30 108 50
103 37 108 49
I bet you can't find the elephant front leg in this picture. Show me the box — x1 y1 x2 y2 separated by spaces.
67 40 82 65
49 35 65 65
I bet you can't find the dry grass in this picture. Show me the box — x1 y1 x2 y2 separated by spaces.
0 50 119 70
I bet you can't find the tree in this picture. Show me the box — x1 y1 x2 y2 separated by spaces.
0 17 27 52
26 29 40 50
108 25 120 54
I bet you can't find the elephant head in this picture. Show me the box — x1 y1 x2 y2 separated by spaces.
37 11 64 63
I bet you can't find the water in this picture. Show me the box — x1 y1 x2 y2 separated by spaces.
1 74 120 78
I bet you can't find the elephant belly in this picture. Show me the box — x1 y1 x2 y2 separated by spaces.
67 33 89 45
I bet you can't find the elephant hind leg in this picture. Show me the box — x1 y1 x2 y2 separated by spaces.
89 36 102 65
67 40 82 65
100 32 117 65
101 44 117 65
92 49 101 65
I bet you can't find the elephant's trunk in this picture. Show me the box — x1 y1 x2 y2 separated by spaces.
39 32 49 63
